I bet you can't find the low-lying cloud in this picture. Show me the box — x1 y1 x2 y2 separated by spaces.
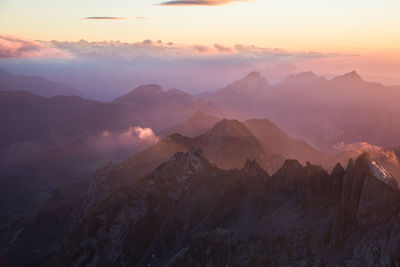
334 141 399 167
0 34 339 61
159 0 248 6
334 141 382 152
46 38 335 60
91 126 160 155
0 35 68 58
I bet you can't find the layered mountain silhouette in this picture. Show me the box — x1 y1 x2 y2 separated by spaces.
200 71 400 151
113 85 216 130
159 111 220 138
3 149 400 266
0 69 81 97
2 69 400 266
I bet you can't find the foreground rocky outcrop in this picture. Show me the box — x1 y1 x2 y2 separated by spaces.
2 151 400 266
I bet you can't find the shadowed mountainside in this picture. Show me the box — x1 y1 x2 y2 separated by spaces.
3 150 400 266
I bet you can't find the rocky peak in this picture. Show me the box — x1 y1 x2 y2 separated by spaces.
241 159 269 178
183 148 209 174
355 152 397 189
331 162 345 176
331 152 400 245
154 148 211 184
278 159 304 174
305 161 327 177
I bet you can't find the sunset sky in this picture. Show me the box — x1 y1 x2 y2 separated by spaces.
1 0 399 53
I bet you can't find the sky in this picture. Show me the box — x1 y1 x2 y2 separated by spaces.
1 0 400 53
0 0 400 98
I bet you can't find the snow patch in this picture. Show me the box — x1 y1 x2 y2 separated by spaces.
367 160 393 185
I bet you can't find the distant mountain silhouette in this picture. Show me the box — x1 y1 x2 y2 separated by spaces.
159 111 220 138
0 68 82 97
200 70 400 151
279 71 328 87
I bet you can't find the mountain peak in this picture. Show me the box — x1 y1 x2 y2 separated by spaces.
279 71 327 86
277 159 304 175
331 162 345 176
188 111 216 121
132 84 163 95
218 71 269 95
242 159 269 178
245 71 261 78
159 148 211 181
166 88 189 96
331 70 365 84
290 71 317 79
354 152 397 189
113 84 163 103
208 119 253 138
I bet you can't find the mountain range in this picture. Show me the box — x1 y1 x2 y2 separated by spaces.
2 68 400 266
3 148 400 265
200 70 400 151
0 69 82 98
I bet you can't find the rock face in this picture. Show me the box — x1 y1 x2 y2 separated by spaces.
331 153 400 246
3 151 400 266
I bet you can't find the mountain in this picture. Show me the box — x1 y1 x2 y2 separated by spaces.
123 119 269 173
134 118 339 174
0 140 108 227
279 71 328 87
0 87 219 227
243 119 328 166
200 70 400 151
114 85 217 130
0 84 217 154
0 91 99 151
329 70 376 88
158 111 220 138
160 116 329 170
4 150 400 266
216 71 269 96
0 69 81 97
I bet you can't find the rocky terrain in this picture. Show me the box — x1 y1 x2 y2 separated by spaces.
2 148 400 266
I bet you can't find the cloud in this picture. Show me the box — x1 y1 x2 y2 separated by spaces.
0 35 69 58
334 141 382 152
92 126 159 155
82 17 126 20
159 0 248 6
45 38 336 61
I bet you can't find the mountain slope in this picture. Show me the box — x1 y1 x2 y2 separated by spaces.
243 118 328 165
0 69 81 97
0 91 99 151
158 111 220 138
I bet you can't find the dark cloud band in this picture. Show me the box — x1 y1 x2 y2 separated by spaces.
159 0 245 6
82 17 126 20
